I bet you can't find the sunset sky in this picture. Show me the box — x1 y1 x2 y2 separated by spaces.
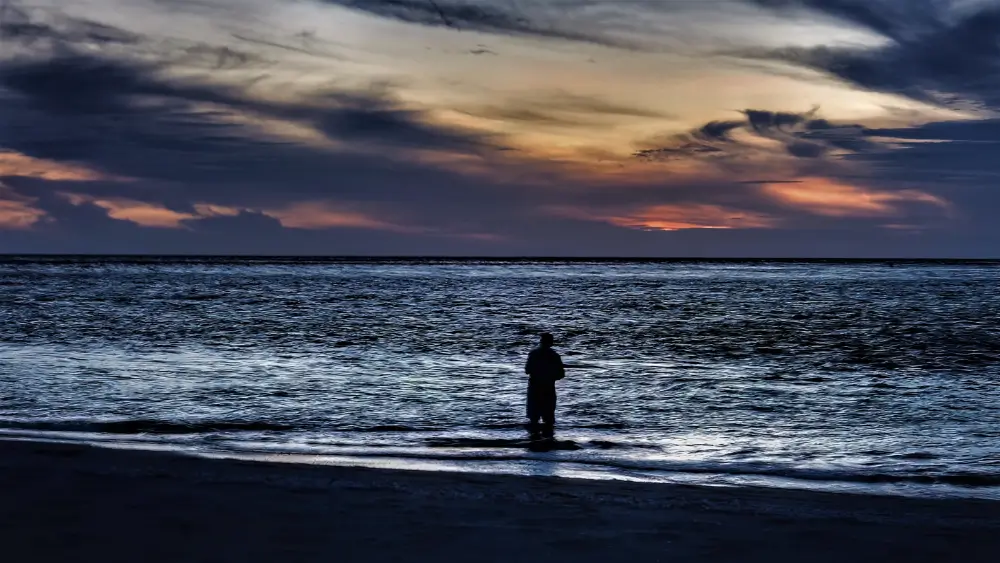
1 0 999 256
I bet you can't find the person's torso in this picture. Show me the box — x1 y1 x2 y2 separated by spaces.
528 347 561 382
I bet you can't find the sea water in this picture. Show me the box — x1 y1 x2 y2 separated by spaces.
1 257 999 499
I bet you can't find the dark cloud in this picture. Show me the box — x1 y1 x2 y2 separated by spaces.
785 141 827 158
847 119 1000 188
0 9 483 155
697 120 745 141
2 55 171 115
228 32 349 62
748 1 1000 109
744 108 806 130
0 5 141 47
315 0 632 48
633 120 741 160
0 50 493 164
747 0 941 40
635 109 871 161
0 5 325 71
310 92 495 151
868 119 1000 143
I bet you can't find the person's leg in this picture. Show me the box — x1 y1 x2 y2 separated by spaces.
541 386 556 437
526 384 542 436
528 419 542 437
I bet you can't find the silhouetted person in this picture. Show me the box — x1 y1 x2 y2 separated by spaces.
524 332 565 438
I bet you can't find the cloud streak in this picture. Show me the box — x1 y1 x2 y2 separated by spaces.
315 0 635 48
746 1 1000 109
0 50 494 156
761 177 950 218
635 108 872 162
466 91 670 128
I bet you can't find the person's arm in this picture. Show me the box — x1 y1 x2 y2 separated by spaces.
554 351 566 381
525 350 536 376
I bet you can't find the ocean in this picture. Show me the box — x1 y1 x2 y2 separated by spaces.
1 256 999 499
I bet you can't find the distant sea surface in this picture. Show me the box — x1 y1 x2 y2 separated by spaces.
2 256 999 499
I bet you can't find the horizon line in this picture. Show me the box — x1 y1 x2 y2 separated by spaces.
2 254 1000 262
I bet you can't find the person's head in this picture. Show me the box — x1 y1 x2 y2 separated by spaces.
539 332 554 348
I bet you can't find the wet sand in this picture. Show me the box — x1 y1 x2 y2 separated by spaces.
1 439 998 562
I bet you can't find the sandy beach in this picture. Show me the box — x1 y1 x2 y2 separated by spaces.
1 440 998 562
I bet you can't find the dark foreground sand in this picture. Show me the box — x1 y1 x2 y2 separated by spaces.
2 440 998 562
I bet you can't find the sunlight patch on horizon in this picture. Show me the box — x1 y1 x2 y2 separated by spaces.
260 201 417 232
548 203 775 232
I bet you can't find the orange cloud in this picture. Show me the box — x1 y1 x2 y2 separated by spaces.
262 201 414 232
762 178 950 218
61 195 256 228
551 204 774 231
61 193 198 228
192 203 243 217
0 151 112 181
59 193 418 233
0 185 47 230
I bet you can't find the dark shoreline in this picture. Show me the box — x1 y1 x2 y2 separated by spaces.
2 439 998 562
